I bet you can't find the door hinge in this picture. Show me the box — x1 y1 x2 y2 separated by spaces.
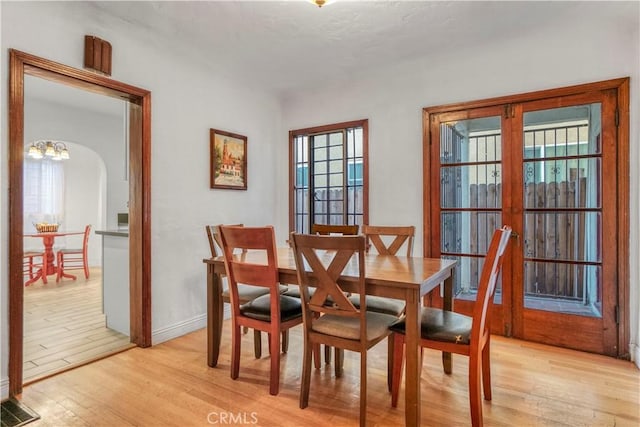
615 108 619 127
614 305 620 324
504 104 515 118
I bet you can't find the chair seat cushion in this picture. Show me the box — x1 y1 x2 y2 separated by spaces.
282 285 315 298
240 294 302 322
348 295 405 317
313 311 397 341
389 307 472 345
223 284 287 304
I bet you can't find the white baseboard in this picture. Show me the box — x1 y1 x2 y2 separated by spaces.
151 305 230 345
1 377 9 401
633 342 640 369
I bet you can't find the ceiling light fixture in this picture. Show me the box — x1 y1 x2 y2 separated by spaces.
309 0 335 7
27 140 70 161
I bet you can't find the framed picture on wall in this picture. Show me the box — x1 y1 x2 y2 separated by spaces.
210 128 247 190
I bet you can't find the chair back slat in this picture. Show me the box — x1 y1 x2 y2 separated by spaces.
82 225 92 252
362 225 415 256
291 233 365 320
218 226 280 315
311 223 359 236
206 224 244 258
471 225 512 343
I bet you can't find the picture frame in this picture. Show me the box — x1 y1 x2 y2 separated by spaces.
210 128 247 190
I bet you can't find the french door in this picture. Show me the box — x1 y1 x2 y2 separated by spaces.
424 79 629 356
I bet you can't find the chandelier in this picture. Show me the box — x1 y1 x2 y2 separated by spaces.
27 140 70 160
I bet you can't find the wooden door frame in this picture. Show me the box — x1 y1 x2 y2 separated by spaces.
8 49 152 396
422 77 630 357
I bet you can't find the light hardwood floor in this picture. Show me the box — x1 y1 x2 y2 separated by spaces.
18 321 639 426
23 267 133 384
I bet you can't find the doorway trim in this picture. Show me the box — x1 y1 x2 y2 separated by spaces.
8 49 152 396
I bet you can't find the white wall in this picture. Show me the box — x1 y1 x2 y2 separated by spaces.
61 143 105 268
278 10 640 366
1 2 282 398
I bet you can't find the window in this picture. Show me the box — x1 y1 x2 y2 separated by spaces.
23 159 65 230
289 119 368 233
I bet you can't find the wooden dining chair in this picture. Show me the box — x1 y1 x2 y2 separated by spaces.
389 225 512 427
56 224 91 282
207 224 265 358
218 225 303 396
290 232 398 427
350 225 415 316
348 225 415 389
302 223 360 367
23 251 47 286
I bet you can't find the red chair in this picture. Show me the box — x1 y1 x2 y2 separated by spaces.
24 251 47 286
218 225 303 396
56 225 91 282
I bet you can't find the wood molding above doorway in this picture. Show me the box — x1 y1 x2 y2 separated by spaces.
8 49 152 396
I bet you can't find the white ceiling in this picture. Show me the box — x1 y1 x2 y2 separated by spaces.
23 1 639 113
88 1 636 95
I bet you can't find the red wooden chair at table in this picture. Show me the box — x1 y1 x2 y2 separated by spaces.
206 224 289 358
56 224 91 282
217 225 303 396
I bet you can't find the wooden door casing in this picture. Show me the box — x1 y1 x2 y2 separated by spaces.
423 78 630 357
8 49 152 396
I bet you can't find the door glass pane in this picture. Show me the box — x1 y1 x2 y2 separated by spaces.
522 103 602 317
440 115 502 302
441 165 502 208
444 255 503 303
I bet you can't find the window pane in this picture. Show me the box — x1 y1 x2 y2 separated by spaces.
329 132 343 146
312 135 327 149
523 212 601 262
523 158 600 208
314 161 327 175
444 255 503 302
524 261 601 317
329 160 343 173
441 211 501 255
524 104 601 159
440 116 501 164
329 173 343 187
314 146 327 161
329 145 342 159
441 164 502 209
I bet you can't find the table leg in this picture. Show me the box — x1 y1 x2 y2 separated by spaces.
24 266 43 287
207 263 223 367
41 235 56 274
442 272 454 374
404 289 421 427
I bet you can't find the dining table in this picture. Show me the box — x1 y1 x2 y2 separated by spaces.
24 230 85 280
203 247 456 427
